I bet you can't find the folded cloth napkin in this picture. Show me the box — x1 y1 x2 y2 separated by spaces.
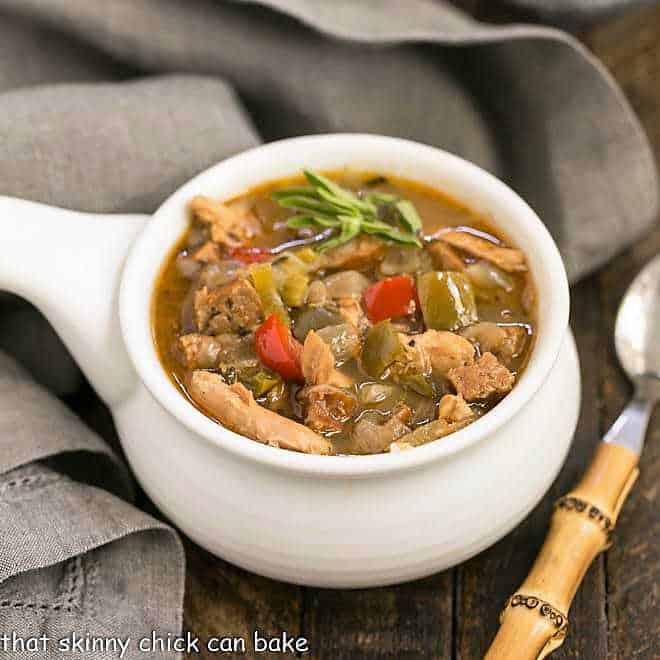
0 1 656 657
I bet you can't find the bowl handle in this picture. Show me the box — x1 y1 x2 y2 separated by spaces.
0 196 148 407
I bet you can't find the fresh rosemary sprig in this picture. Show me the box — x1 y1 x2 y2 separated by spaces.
272 170 423 251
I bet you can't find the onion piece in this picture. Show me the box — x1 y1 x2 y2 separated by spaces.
465 260 514 292
323 271 371 299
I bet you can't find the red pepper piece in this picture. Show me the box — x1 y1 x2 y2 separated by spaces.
363 275 416 323
255 314 304 382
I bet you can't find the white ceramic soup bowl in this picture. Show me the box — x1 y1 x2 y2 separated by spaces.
0 134 579 587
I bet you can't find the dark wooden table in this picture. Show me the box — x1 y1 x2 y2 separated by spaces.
83 4 652 658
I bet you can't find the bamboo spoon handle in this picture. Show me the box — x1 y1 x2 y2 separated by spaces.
485 443 639 660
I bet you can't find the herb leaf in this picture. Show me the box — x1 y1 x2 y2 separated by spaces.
275 170 423 251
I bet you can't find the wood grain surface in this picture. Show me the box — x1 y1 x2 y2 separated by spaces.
67 3 658 657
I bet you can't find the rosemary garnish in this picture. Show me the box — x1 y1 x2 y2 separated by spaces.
272 170 423 251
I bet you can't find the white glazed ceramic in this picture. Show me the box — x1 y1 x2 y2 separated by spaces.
0 135 579 587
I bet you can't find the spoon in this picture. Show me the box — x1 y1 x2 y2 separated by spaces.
486 254 660 659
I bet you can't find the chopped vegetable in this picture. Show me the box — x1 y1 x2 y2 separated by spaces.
363 275 416 323
316 323 361 362
465 260 514 292
324 270 371 299
417 271 477 331
255 314 304 382
228 246 272 263
251 371 281 397
292 307 344 342
360 320 403 377
249 262 290 325
274 170 422 251
380 245 433 276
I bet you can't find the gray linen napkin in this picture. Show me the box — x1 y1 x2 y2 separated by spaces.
0 1 656 657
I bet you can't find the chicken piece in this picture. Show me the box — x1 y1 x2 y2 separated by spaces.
190 195 261 248
388 441 414 453
322 236 385 270
438 394 473 423
460 322 527 365
301 331 353 388
410 330 475 375
193 278 262 334
352 405 412 455
305 280 328 307
447 352 515 401
178 333 223 369
522 273 536 315
189 372 332 455
427 241 465 271
191 241 221 264
440 230 527 273
298 384 358 434
336 297 370 333
393 415 473 448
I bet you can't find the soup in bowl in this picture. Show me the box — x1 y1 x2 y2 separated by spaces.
153 170 535 456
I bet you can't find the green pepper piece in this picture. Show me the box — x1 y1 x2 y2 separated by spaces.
417 271 477 331
361 320 403 378
251 371 280 397
250 262 290 326
280 271 309 307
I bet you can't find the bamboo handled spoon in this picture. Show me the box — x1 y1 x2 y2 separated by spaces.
486 254 660 659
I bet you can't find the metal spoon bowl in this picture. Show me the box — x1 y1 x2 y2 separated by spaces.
606 254 660 452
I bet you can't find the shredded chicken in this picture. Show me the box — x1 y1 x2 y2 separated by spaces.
190 195 261 248
189 372 332 454
408 330 475 375
427 241 465 271
460 322 527 365
337 297 369 333
388 441 414 453
298 384 358 434
193 278 262 334
392 415 472 448
301 331 352 387
192 241 221 264
352 405 412 455
321 236 385 270
305 280 328 306
440 230 527 273
438 394 473 423
447 352 515 401
178 333 223 369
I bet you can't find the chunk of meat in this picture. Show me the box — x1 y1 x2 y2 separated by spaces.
178 333 223 369
447 352 515 401
460 322 527 365
337 297 370 333
305 280 328 306
388 441 414 453
190 195 261 248
427 241 465 271
393 415 473 448
440 231 527 273
352 405 412 455
191 241 221 264
322 236 385 270
193 278 262 334
298 384 358 434
438 394 473 423
410 330 475 375
189 372 332 455
301 331 352 387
